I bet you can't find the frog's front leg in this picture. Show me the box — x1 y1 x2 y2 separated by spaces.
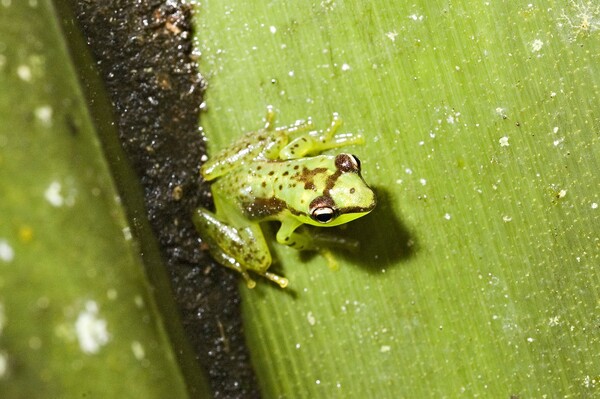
276 217 361 272
279 113 365 160
276 217 360 251
275 217 312 250
193 207 289 288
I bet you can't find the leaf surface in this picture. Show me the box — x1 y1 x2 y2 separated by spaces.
196 1 600 397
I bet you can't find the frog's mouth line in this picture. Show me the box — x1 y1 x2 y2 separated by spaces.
339 205 376 214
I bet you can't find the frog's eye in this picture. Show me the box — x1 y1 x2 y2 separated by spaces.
312 207 335 223
309 196 338 223
312 207 336 223
335 153 361 173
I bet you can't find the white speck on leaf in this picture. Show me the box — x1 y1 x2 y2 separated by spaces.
592 202 598 209
0 351 7 378
444 213 451 220
131 341 145 360
0 240 14 263
386 31 398 41
499 136 509 147
44 180 77 207
106 289 118 300
380 345 391 353
122 227 132 241
75 301 110 354
17 64 32 81
307 311 316 326
34 105 53 126
134 296 144 308
45 182 63 207
531 39 544 52
548 316 560 326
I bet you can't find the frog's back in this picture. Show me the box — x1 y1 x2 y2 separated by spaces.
212 154 372 223
210 157 299 219
201 129 286 181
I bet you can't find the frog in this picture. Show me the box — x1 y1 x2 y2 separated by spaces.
194 107 376 288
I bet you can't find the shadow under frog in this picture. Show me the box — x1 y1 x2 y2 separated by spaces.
266 186 417 279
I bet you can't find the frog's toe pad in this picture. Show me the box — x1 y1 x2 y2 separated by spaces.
264 272 289 288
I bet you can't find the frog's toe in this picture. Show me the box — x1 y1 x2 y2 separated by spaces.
321 249 340 271
245 278 257 289
264 271 289 288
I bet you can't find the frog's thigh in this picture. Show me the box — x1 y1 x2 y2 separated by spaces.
193 207 272 272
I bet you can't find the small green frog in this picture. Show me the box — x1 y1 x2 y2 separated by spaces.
194 107 376 288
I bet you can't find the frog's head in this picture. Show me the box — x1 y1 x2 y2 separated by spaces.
301 153 376 227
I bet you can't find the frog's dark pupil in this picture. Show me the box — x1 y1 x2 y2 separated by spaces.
313 207 335 223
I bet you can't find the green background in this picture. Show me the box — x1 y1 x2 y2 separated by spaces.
0 1 190 397
196 0 600 397
1 0 598 397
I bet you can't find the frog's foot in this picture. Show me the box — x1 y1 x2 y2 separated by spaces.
320 249 340 271
241 271 257 289
264 105 315 136
264 105 277 130
263 271 289 288
223 262 289 289
212 250 258 288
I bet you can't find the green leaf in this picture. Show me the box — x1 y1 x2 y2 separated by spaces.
0 1 200 396
196 0 600 397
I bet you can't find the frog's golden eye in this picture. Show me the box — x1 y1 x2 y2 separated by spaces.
312 207 336 223
335 153 361 173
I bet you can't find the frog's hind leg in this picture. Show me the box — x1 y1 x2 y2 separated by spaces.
279 113 365 159
311 112 366 150
193 208 258 288
264 105 315 134
193 207 288 288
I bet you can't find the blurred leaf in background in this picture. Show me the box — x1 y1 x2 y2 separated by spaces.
196 0 600 397
0 1 190 397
